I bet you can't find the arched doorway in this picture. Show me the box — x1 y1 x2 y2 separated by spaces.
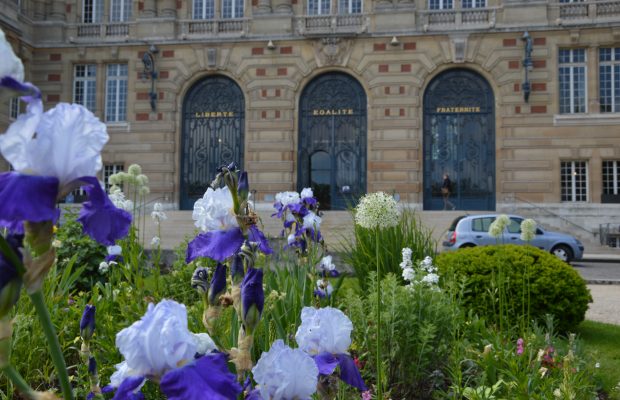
298 72 367 210
423 69 495 210
180 75 245 210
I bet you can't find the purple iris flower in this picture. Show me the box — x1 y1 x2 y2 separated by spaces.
80 304 96 341
313 353 367 391
186 228 245 263
159 353 242 400
0 173 59 232
230 253 244 284
208 263 227 306
240 267 264 333
103 376 145 400
0 233 23 318
0 76 40 101
238 171 249 200
248 225 273 255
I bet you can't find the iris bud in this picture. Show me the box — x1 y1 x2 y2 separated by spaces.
208 263 227 306
240 267 264 334
237 171 249 202
0 234 23 318
80 304 96 341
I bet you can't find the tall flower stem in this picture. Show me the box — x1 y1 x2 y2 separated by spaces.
375 228 383 400
29 290 74 400
1 365 35 398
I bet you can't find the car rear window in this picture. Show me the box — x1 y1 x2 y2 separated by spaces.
448 216 466 231
472 217 495 232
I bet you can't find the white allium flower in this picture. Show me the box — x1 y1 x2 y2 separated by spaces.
150 236 160 247
115 300 196 378
0 28 24 83
300 187 314 199
139 186 150 196
99 261 109 274
354 192 399 230
252 339 318 400
295 306 353 355
318 255 336 273
520 218 537 242
192 332 217 355
275 191 300 207
127 164 142 176
488 214 510 238
0 101 108 188
302 211 322 230
108 186 133 211
192 186 238 232
151 202 167 224
136 174 149 187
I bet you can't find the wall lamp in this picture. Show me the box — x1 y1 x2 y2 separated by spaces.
267 40 276 50
521 31 533 103
390 36 400 46
141 44 159 112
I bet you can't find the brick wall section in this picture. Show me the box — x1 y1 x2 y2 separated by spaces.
280 46 292 54
374 43 386 51
162 50 174 58
65 4 71 13
399 86 405 94
384 109 390 116
277 67 287 76
275 110 280 119
384 86 390 95
399 108 405 116
514 83 520 92
275 89 281 97
256 68 266 76
138 1 144 10
403 42 416 50
508 60 520 69
532 82 546 91
49 53 61 61
533 37 546 46
503 38 517 47
515 106 521 114
136 113 149 121
159 71 169 79
531 105 547 113
401 64 411 72
378 64 389 73
533 60 546 68
252 47 264 55
48 74 61 81
47 94 59 102
137 92 150 100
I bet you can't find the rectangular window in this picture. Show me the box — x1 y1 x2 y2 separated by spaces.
9 97 19 120
193 0 215 19
602 160 620 195
222 0 244 18
462 0 485 7
338 0 361 13
599 47 620 113
559 0 584 3
104 164 124 191
110 0 132 22
73 64 97 113
429 0 453 10
105 64 128 123
471 217 495 232
561 161 588 202
83 0 103 23
308 0 331 14
559 48 587 114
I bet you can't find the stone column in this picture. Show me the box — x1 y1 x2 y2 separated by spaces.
257 0 273 14
32 0 46 20
49 0 66 21
273 0 292 13
158 0 177 17
141 0 157 17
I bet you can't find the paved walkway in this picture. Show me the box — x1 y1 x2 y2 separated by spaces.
586 284 620 326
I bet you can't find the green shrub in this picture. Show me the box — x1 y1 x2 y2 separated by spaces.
435 244 592 332
342 273 462 398
340 208 436 291
55 209 107 291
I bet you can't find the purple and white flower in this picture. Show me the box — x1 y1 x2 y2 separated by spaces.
193 187 238 232
251 339 318 400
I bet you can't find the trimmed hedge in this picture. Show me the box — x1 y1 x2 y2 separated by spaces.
435 244 592 332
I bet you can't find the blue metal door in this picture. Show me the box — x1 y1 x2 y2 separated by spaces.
423 69 495 211
180 76 245 210
298 73 367 210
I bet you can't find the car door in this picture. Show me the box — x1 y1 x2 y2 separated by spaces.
470 216 497 246
505 217 524 245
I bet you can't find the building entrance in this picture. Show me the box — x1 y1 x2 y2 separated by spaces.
298 73 367 210
423 69 495 211
180 76 245 210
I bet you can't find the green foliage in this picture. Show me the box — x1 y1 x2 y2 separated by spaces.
442 316 599 399
340 208 436 291
576 321 620 399
341 273 462 398
435 244 592 333
54 209 107 291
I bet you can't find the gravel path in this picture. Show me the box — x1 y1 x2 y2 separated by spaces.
585 284 620 325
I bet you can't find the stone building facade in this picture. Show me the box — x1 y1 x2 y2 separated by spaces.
1 0 620 232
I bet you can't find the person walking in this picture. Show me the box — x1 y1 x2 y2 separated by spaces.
442 174 456 210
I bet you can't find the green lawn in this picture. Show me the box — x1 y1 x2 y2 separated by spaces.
577 320 620 399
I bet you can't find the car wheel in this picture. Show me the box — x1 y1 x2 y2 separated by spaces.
551 245 573 263
460 244 476 248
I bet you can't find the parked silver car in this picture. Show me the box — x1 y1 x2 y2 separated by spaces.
442 214 584 262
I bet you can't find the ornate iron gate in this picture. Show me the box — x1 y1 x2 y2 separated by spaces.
298 73 367 210
423 69 495 210
181 76 245 210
